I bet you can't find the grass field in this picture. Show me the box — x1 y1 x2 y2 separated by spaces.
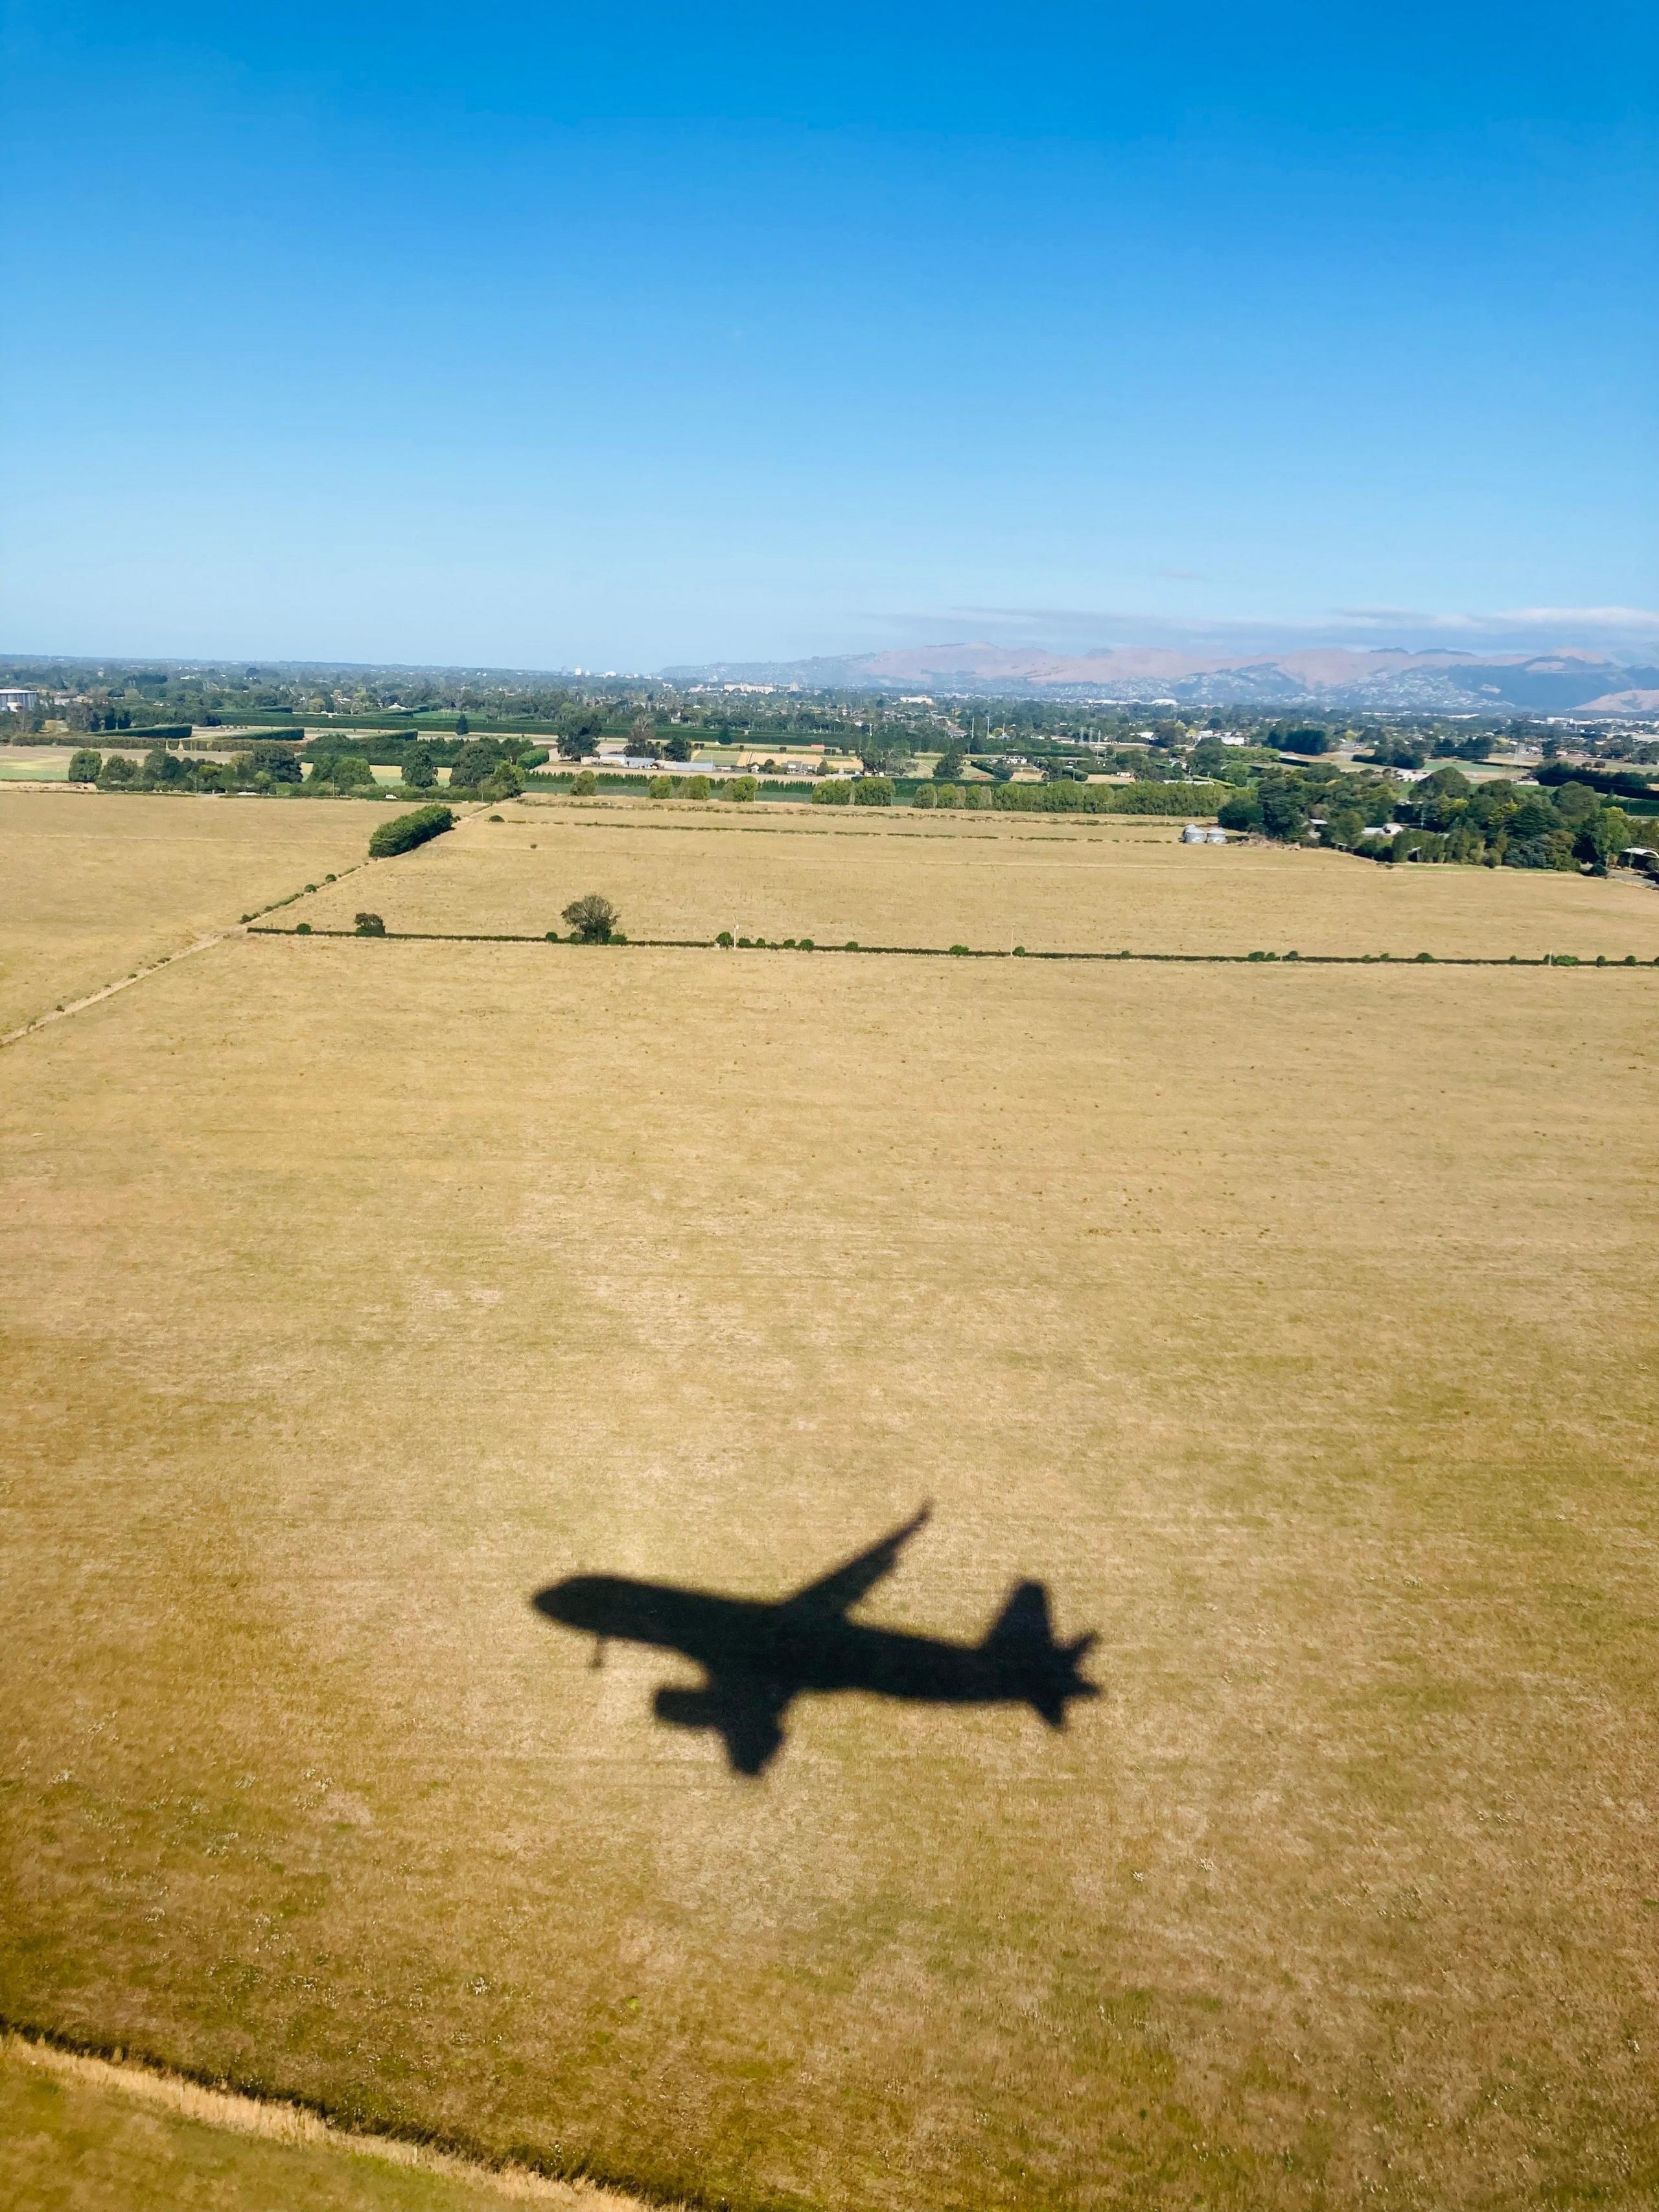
0 2037 646 2210
3 798 1658 2211
288 798 1659 960
0 791 378 1033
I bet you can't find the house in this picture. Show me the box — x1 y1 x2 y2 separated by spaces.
0 688 38 712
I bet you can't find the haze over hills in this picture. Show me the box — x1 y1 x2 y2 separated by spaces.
660 644 1659 713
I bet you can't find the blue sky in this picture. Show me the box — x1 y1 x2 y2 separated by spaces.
3 0 1655 669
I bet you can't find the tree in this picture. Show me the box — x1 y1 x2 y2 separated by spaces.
1322 808 1365 849
1217 791 1262 832
1259 784 1308 840
320 752 375 790
67 748 101 783
454 713 470 736
1577 806 1631 876
853 776 894 806
1550 781 1601 829
664 732 692 762
99 754 137 787
402 743 437 789
562 892 618 942
859 734 909 776
448 739 500 791
354 911 387 935
557 728 600 761
630 717 661 759
935 743 966 783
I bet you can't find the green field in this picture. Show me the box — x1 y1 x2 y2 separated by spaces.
3 797 1658 2210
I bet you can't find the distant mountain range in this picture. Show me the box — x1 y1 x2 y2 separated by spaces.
659 645 1659 714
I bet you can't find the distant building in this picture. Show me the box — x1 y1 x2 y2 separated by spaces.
1206 828 1227 844
1179 824 1207 843
0 688 38 712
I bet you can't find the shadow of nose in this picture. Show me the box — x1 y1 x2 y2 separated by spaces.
532 1579 588 1626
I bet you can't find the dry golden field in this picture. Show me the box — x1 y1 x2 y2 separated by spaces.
289 797 1659 960
3 798 1658 2211
0 791 378 1034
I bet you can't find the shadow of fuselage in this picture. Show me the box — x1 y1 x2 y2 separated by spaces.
531 1509 1098 1775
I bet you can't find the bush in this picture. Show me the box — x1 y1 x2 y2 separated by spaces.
648 774 671 798
354 912 386 936
726 775 758 802
964 785 990 809
715 930 734 946
68 748 102 783
933 782 960 809
570 769 597 796
912 783 937 809
684 774 711 799
562 892 618 942
99 755 137 787
368 804 454 858
812 779 852 805
853 776 894 806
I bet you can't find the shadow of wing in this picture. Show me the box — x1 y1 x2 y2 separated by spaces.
782 1504 932 1622
655 1674 789 1776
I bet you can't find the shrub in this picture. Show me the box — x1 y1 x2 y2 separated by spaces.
912 783 937 809
368 804 454 858
964 785 990 809
354 912 387 937
570 769 597 796
68 748 102 783
562 892 619 942
716 930 734 946
99 755 137 787
296 922 312 935
853 776 894 806
812 779 853 806
648 774 671 798
933 782 960 808
727 776 758 802
685 774 711 799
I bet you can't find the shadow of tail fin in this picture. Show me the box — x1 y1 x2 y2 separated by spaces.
983 1581 1100 1729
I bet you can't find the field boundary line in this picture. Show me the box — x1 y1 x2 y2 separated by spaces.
2 2027 673 2211
0 926 242 1051
0 856 382 1052
246 926 1659 971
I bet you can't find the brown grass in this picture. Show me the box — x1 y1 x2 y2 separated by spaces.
2 805 1657 2211
286 798 1659 959
0 791 376 1032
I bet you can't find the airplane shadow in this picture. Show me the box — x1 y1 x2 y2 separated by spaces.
531 1506 1099 1775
